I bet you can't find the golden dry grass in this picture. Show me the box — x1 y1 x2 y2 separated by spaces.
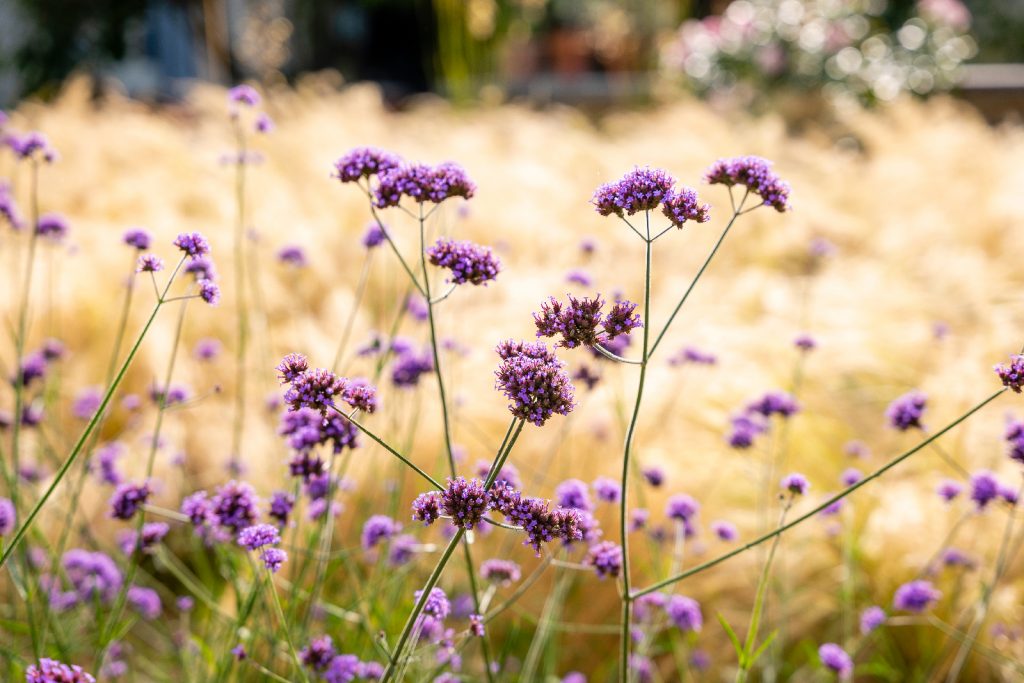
5 75 1024 678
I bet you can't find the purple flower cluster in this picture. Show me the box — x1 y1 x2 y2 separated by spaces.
279 407 360 455
362 222 386 248
490 484 584 553
277 244 308 268
26 659 96 683
704 156 791 212
173 232 210 259
0 182 24 229
118 522 169 555
666 595 703 632
668 345 717 366
277 354 378 416
1006 417 1024 465
892 579 941 612
585 541 623 578
375 161 476 207
109 481 152 520
746 391 800 419
391 347 434 388
333 147 402 183
781 473 809 496
426 237 501 286
534 294 641 350
726 412 768 449
36 213 68 242
860 606 886 634
123 228 152 250
969 470 1017 509
886 390 927 431
995 354 1024 393
494 340 575 427
299 635 383 680
9 131 57 162
666 494 700 522
556 479 593 511
237 523 281 550
480 559 521 586
818 643 853 678
0 497 15 535
592 167 710 229
440 477 490 530
361 515 401 550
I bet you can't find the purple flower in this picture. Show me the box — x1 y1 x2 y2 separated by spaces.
662 186 711 228
61 549 123 605
475 460 521 490
427 238 501 286
211 480 260 533
26 659 96 683
555 479 592 511
276 353 310 383
231 645 247 661
999 483 1019 506
277 244 308 268
388 534 417 566
629 508 649 532
415 587 451 620
194 338 222 361
0 182 24 229
95 443 123 486
362 515 402 550
668 346 717 366
592 167 676 217
362 223 386 248
109 481 151 520
818 643 852 678
16 351 49 387
173 232 210 259
185 257 217 281
390 348 434 388
228 84 261 107
893 579 941 612
469 613 485 637
534 294 641 350
844 440 869 459
565 269 593 287
1005 417 1024 464
301 635 337 672
375 162 475 207
480 559 521 586
0 497 15 535
886 390 927 431
666 595 703 632
237 523 281 550
666 493 700 521
70 387 101 420
585 541 623 578
995 354 1024 393
711 520 737 541
592 477 621 503
937 479 963 502
704 156 791 212
860 605 886 634
727 412 767 449
118 522 169 555
746 391 800 419
490 486 583 552
494 340 575 426
137 254 164 273
781 473 809 496
283 366 348 415
840 468 863 487
342 378 378 413
255 113 274 134
268 491 295 526
412 491 442 525
942 548 977 569
9 131 57 162
198 280 220 305
333 147 401 183
970 470 1001 509
128 585 162 619
260 548 287 572
440 477 490 530
36 213 68 242
642 466 665 487
794 333 817 352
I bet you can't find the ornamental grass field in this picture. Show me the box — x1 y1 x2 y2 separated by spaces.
1 76 1024 681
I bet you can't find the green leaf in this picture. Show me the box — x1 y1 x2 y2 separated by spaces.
717 611 746 665
749 629 778 665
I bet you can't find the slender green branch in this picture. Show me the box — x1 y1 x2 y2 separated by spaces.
332 407 443 490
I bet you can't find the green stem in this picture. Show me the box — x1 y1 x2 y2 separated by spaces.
633 389 1006 598
333 408 443 490
265 566 310 683
332 250 374 372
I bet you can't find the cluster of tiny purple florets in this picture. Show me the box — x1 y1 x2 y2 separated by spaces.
704 155 791 212
494 340 576 426
427 237 501 286
995 354 1024 393
277 353 378 416
534 294 641 350
375 161 476 208
592 166 710 229
886 390 927 431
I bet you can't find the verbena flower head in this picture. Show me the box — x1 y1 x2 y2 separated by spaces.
427 237 501 286
412 491 443 525
211 480 260 533
592 477 621 503
255 113 274 134
0 182 24 229
300 635 337 672
389 535 417 566
470 613 485 637
62 549 123 604
586 541 623 578
937 479 963 502
555 479 593 511
198 280 221 305
283 366 348 415
534 294 641 349
440 477 490 530
711 520 737 541
995 354 1024 393
109 481 151 520
642 466 665 487
1005 417 1024 464
25 658 96 683
119 522 169 555
127 585 162 619
375 161 476 207
704 155 791 212
72 387 101 420
36 213 68 242
794 333 817 352
491 487 583 553
818 643 853 678
228 84 261 107
666 595 703 632
415 587 451 620
173 232 210 259
860 606 886 634
391 349 435 388
666 493 700 521
781 473 809 495
268 491 295 526
342 378 378 413
494 340 575 426
10 131 57 162
840 468 863 486
886 390 927 431
746 391 800 419
276 353 309 383
970 470 1001 509
333 147 401 183
0 497 16 535
480 559 521 586
277 244 307 267
194 338 222 361
592 167 675 217
362 223 386 248
662 186 711 228
237 523 281 550
137 254 164 273
260 548 287 572
893 579 941 612
727 412 767 449
362 515 401 550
